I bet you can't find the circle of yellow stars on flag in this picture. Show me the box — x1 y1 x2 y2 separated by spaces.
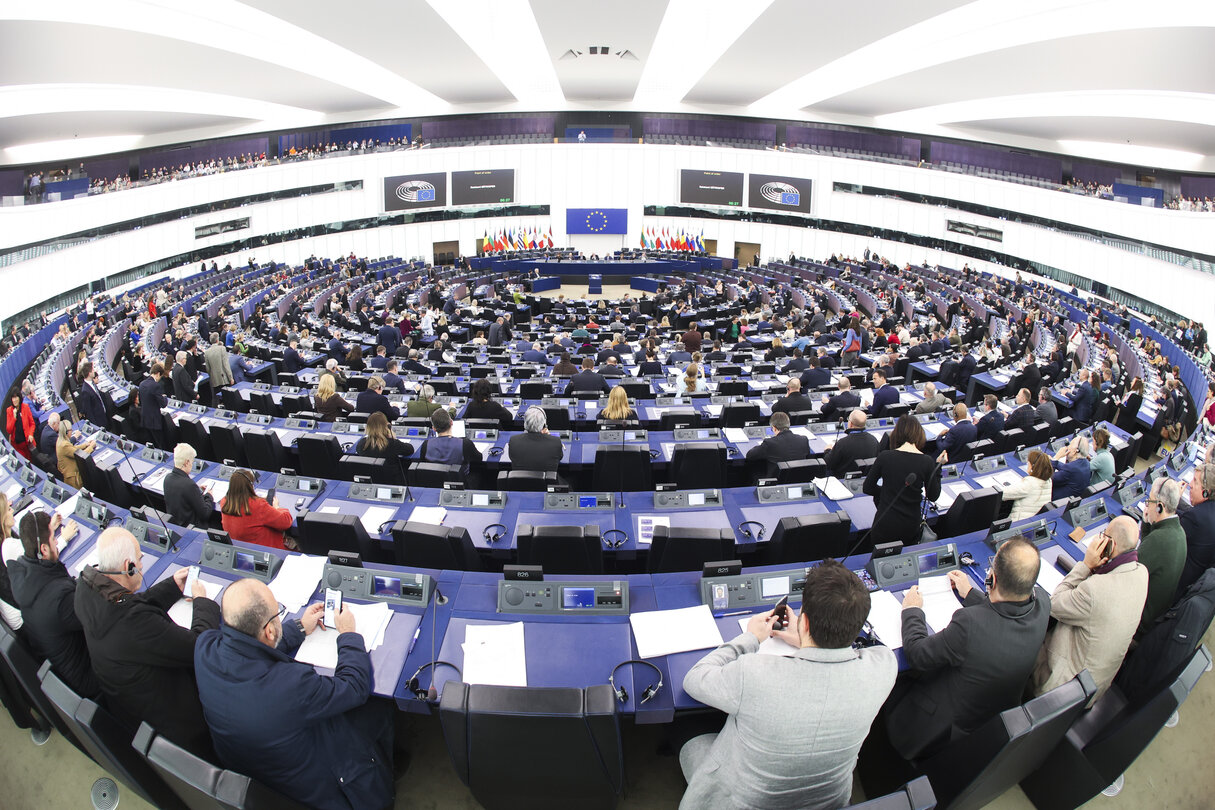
585 210 609 232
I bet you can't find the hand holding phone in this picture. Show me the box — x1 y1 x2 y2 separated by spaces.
323 588 342 629
183 565 201 599
771 595 790 631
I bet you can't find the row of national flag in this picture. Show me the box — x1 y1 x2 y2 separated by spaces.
640 227 705 252
482 228 554 252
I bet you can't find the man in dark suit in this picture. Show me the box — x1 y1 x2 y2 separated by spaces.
957 352 977 389
780 349 809 375
170 351 197 403
905 337 929 362
936 403 977 463
824 410 880 477
139 363 170 450
507 407 564 472
381 360 407 394
975 394 1006 442
354 378 401 421
283 340 304 374
565 358 609 395
820 378 861 419
1035 387 1059 425
376 317 400 356
600 357 625 378
868 369 899 417
1006 388 1036 431
1069 368 1098 423
771 379 811 416
163 443 214 527
1013 354 1041 395
799 356 831 390
744 412 809 468
887 537 1049 759
1175 464 1215 597
487 316 505 347
77 361 109 428
400 350 431 375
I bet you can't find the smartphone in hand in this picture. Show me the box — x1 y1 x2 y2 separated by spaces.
183 565 200 596
772 594 790 630
323 588 342 629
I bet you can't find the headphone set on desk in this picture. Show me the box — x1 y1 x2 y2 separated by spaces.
406 661 463 703
737 521 765 542
609 660 663 706
602 529 627 549
483 523 507 544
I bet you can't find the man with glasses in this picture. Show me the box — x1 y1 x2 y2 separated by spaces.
194 577 396 810
1136 477 1186 634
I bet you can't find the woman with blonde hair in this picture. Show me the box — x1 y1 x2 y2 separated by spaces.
683 363 708 394
312 373 353 422
600 386 636 423
56 421 96 489
354 412 414 484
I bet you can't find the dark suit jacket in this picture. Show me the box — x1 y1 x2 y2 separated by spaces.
163 467 214 527
937 420 977 456
171 364 196 402
507 432 564 472
138 377 168 430
799 367 832 390
771 393 812 416
566 370 609 395
283 347 303 374
976 409 1006 442
887 587 1050 759
1006 404 1036 432
1072 381 1097 422
354 390 400 421
869 385 900 417
821 390 861 419
1177 500 1215 598
824 430 880 477
957 355 977 387
744 429 810 466
376 324 400 354
78 382 108 428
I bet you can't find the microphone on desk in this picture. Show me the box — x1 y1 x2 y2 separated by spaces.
116 438 180 552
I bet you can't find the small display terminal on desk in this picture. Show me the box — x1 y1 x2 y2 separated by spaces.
1065 498 1109 531
756 482 818 502
673 427 719 441
973 456 1007 473
72 497 114 530
348 483 406 503
865 543 960 589
199 538 282 582
653 489 721 508
596 428 648 443
124 513 177 552
440 489 506 508
323 563 433 607
700 568 808 612
987 518 1054 551
498 580 629 615
276 475 325 495
544 491 613 510
1116 478 1147 510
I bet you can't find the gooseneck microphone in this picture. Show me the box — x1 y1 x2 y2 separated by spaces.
842 472 917 562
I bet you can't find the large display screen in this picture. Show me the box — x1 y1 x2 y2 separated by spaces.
679 169 743 206
452 169 515 205
747 173 813 214
383 172 447 211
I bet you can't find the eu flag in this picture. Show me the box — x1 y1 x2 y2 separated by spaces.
566 208 628 234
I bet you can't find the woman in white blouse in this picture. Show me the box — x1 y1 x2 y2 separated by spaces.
1003 449 1055 522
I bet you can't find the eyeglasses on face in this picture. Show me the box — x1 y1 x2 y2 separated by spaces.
263 602 287 633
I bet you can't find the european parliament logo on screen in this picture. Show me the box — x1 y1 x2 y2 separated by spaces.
566 208 628 234
383 172 446 211
747 173 813 214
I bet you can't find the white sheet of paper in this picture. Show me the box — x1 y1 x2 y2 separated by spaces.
205 479 229 502
357 505 398 536
814 477 854 501
268 553 327 612
866 590 906 649
295 626 341 669
736 616 798 656
142 466 171 493
630 604 724 659
168 580 224 628
294 601 394 669
635 515 669 545
922 422 948 439
408 506 447 525
462 621 528 687
1037 560 1067 595
68 547 99 577
918 575 964 632
55 492 81 519
722 427 748 444
935 481 973 511
973 469 1024 490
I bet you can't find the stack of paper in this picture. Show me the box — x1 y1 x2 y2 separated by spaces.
723 427 748 444
813 477 855 501
974 469 1024 490
935 481 972 511
295 601 393 669
268 553 326 612
1036 560 1067 595
318 505 397 536
635 515 669 545
866 590 906 649
142 466 171 493
407 506 447 525
168 580 225 628
205 479 229 502
922 422 948 440
462 621 528 687
630 605 724 659
736 616 798 657
918 575 964 632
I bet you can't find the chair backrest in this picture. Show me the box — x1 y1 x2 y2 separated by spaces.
939 487 1003 539
541 406 572 430
390 520 481 571
516 524 604 574
408 461 463 488
132 722 309 810
298 511 386 563
919 670 1096 810
208 424 247 467
659 409 700 430
279 394 312 417
721 403 761 427
519 380 552 399
591 445 653 492
848 776 937 809
670 443 727 489
439 682 623 810
247 391 277 418
774 457 826 483
296 435 342 478
243 429 286 474
0 622 79 749
762 512 852 565
38 663 183 810
338 454 392 484
220 388 248 414
178 419 212 459
647 526 734 573
497 470 557 492
102 465 137 509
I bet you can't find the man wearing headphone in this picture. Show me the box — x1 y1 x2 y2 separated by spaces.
75 527 220 758
1137 477 1186 634
1177 463 1215 597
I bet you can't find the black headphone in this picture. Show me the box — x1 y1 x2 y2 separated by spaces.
483 523 507 544
602 529 627 549
609 660 663 705
406 661 462 702
98 561 138 577
737 521 765 542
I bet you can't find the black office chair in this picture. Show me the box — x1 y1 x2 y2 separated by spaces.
957 438 994 463
1021 646 1211 810
337 454 390 483
498 470 558 492
279 394 312 417
934 487 1003 539
132 723 309 810
717 381 749 397
296 435 342 478
516 524 604 574
772 457 826 483
850 777 937 809
208 424 247 467
101 465 138 510
647 526 733 573
591 446 653 492
659 409 700 430
38 663 184 810
390 520 482 571
518 381 552 399
0 629 49 741
298 511 388 564
247 390 277 418
721 403 761 427
883 402 912 419
914 671 1096 810
408 462 463 488
670 443 727 489
244 429 288 474
439 682 623 810
220 388 248 414
540 406 572 431
761 512 852 565
1050 416 1077 439
0 621 80 752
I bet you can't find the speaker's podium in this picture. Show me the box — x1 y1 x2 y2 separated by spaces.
588 274 603 295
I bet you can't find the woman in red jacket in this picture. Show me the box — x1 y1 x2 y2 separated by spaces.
4 393 36 459
219 469 294 550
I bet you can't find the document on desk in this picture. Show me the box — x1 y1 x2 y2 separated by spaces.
736 616 798 656
922 422 948 440
474 442 495 456
723 427 748 444
450 420 466 438
269 553 327 612
866 590 905 649
813 477 854 501
973 469 1023 490
630 605 724 659
918 575 963 633
55 492 81 520
168 580 224 629
142 466 171 493
407 506 447 525
205 479 230 502
1036 559 1067 595
635 515 669 545
462 621 527 687
295 601 393 669
935 481 972 511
